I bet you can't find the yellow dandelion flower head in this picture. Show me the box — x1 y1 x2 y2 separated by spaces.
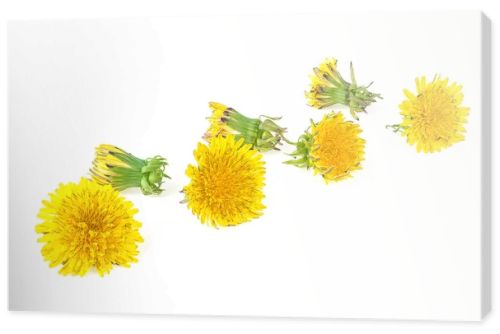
183 135 266 228
205 102 232 139
311 113 365 182
286 112 365 183
204 102 287 152
36 178 143 276
305 58 340 109
305 58 381 120
90 144 169 195
396 75 469 153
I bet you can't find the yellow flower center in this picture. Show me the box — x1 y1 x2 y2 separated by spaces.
399 76 469 153
311 113 365 182
184 136 266 227
36 178 143 276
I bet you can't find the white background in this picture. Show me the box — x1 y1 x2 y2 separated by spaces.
1 0 498 333
7 12 484 320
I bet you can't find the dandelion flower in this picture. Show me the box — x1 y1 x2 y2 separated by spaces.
387 75 469 153
90 144 170 195
204 102 288 152
35 178 143 277
285 112 365 182
183 135 266 228
305 58 382 120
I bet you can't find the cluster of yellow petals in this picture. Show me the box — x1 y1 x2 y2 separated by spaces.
90 144 129 185
183 135 266 228
305 58 340 109
36 178 143 276
311 113 365 182
399 76 469 153
205 102 232 139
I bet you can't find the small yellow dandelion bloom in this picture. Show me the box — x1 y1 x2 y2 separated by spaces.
36 178 143 276
183 135 266 228
90 144 169 195
388 75 469 153
204 102 288 152
305 58 381 120
285 112 365 182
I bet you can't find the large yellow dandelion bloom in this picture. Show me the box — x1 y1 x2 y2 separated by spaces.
286 112 365 182
183 135 266 228
305 58 382 120
388 75 469 153
36 178 143 276
204 102 288 152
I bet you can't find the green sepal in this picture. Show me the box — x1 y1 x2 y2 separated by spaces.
110 154 170 195
283 131 315 169
312 62 382 120
224 109 290 152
